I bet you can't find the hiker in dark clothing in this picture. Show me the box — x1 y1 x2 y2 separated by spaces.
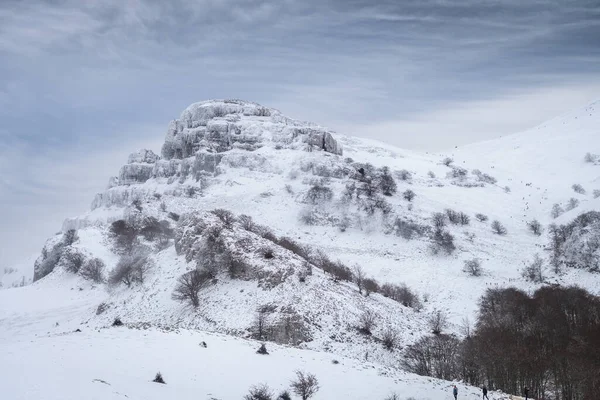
482 386 489 400
523 387 529 400
453 385 458 400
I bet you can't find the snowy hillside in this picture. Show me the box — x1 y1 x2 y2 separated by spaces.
1 99 599 399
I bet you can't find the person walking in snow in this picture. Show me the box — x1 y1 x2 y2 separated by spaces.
523 387 529 400
452 385 458 400
482 386 489 400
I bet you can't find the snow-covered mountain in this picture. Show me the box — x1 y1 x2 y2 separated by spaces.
1 98 599 400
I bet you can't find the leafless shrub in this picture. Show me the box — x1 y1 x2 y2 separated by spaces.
551 203 564 219
299 207 319 225
277 391 292 400
304 183 333 204
108 250 153 287
463 258 482 277
363 277 380 296
245 384 273 400
211 208 236 228
391 217 428 240
458 212 470 225
504 186 511 193
378 166 398 195
380 283 422 309
62 248 85 273
358 310 377 335
584 152 597 163
381 327 398 350
566 197 580 211
80 258 106 283
572 183 586 194
430 229 455 255
491 220 507 235
239 214 255 231
428 310 448 335
527 219 543 235
432 212 447 229
594 189 600 199
445 209 460 224
285 184 294 195
397 169 412 181
475 213 488 222
428 171 436 178
290 371 320 400
442 157 454 166
522 254 544 283
403 189 416 202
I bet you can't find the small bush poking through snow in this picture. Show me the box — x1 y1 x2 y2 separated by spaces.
211 208 236 228
428 171 436 178
442 157 454 166
572 183 586 194
152 372 165 384
108 250 153 287
112 317 123 327
245 384 273 400
475 213 488 222
458 212 470 225
584 152 597 163
62 248 85 274
491 220 507 235
594 189 600 198
463 258 482 276
363 277 380 296
384 394 400 400
257 343 269 355
527 219 543 236
290 371 320 400
430 229 455 255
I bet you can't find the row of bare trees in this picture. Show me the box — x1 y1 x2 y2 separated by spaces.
402 286 600 400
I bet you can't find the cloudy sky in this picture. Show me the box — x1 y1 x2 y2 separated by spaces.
1 0 599 266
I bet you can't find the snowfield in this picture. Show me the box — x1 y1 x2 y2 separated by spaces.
1 98 599 399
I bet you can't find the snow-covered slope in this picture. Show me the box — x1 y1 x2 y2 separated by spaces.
1 98 599 399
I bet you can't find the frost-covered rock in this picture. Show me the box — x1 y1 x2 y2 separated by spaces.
161 100 343 160
127 149 159 164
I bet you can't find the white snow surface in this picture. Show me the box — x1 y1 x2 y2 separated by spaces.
2 98 599 399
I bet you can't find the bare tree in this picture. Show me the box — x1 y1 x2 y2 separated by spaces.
108 250 152 287
491 220 507 235
80 258 106 283
172 269 212 307
378 166 397 196
527 219 543 236
463 258 482 277
363 277 380 296
353 265 365 294
522 254 544 283
290 371 320 400
403 189 416 202
566 197 580 211
428 310 448 335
